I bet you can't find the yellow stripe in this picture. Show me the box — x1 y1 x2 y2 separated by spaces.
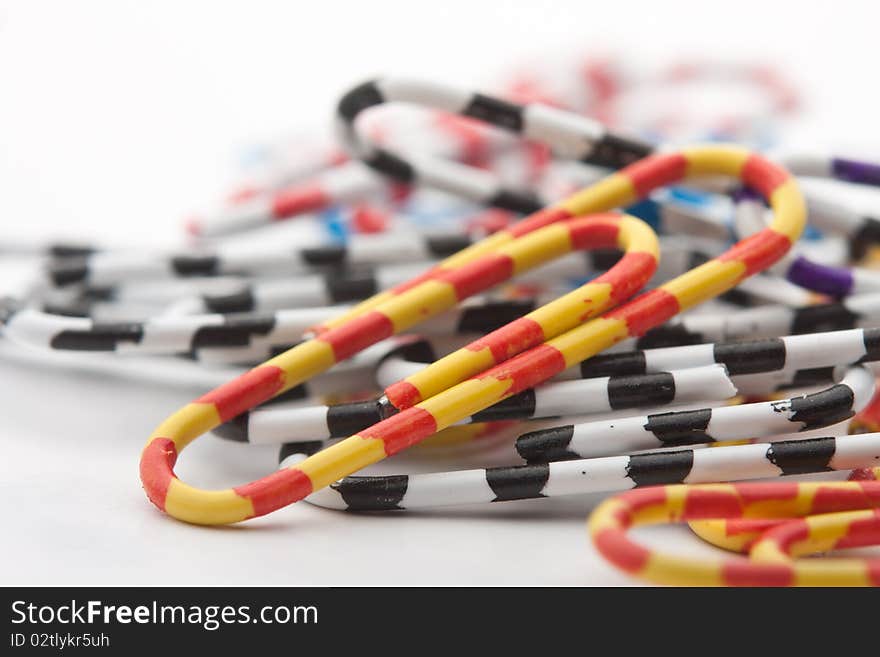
558 173 636 215
296 436 387 490
149 403 221 451
417 377 513 429
769 179 807 240
405 346 497 403
266 339 336 392
661 259 747 312
419 423 493 447
683 145 749 178
504 223 572 274
640 553 725 587
164 480 255 525
794 560 872 587
688 519 755 553
617 217 660 258
546 316 630 368
380 280 459 333
529 282 614 337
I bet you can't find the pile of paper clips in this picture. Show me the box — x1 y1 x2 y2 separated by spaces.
4 54 880 586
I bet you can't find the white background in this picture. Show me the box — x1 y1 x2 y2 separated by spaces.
1 0 879 586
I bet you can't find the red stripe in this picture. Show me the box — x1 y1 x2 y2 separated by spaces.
849 468 879 481
438 253 514 300
319 311 394 361
736 482 799 505
618 487 668 513
811 483 878 514
351 205 389 233
384 380 423 411
624 153 688 198
507 206 573 238
359 407 439 456
197 366 285 422
477 344 567 396
140 438 177 512
566 214 621 250
605 289 680 337
271 184 330 219
765 519 810 553
829 511 880 550
595 251 658 305
682 488 744 519
465 317 545 363
233 468 313 518
741 154 789 198
717 229 791 276
721 517 784 538
593 528 650 574
721 560 794 587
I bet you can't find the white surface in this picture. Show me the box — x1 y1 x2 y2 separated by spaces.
2 0 880 586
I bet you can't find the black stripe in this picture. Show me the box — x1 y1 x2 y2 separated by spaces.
50 322 144 351
278 441 326 461
719 287 754 307
212 413 250 442
487 189 542 214
48 260 89 286
42 299 92 318
83 287 115 302
268 343 300 358
607 372 676 410
333 475 408 511
790 302 858 334
383 339 436 365
326 271 378 303
170 254 219 277
190 314 276 349
626 450 695 486
714 339 786 375
48 244 95 258
270 385 309 403
590 248 623 271
850 216 880 259
581 134 654 169
787 367 836 388
766 436 835 475
580 351 647 378
486 464 549 501
636 324 704 349
456 300 534 334
471 389 536 422
337 80 384 123
364 149 415 183
860 329 880 363
515 425 578 463
425 234 472 257
644 408 715 446
203 289 255 313
462 93 524 132
326 400 385 438
784 384 856 430
301 246 347 266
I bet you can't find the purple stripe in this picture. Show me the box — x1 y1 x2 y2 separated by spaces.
831 158 880 186
787 255 853 297
732 185 763 203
